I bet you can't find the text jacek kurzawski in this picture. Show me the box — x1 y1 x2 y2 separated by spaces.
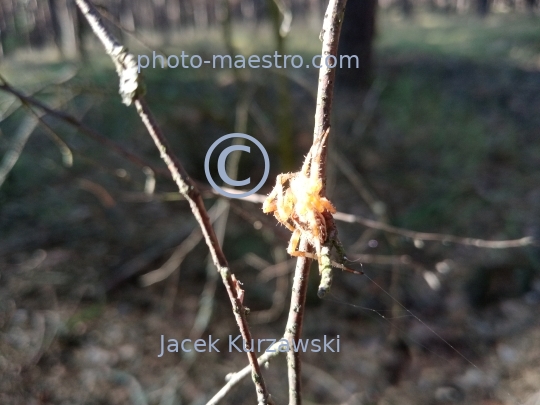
157 334 340 357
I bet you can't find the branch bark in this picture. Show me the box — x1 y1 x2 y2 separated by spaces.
313 0 348 186
333 212 535 248
73 0 272 403
0 80 165 177
206 340 283 405
2 81 532 252
284 1 348 404
284 239 312 405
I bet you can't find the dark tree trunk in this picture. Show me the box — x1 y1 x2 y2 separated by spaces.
336 0 377 89
401 0 413 17
476 0 490 16
525 0 538 12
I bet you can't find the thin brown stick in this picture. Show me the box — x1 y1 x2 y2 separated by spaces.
120 189 535 249
206 340 283 405
312 0 348 185
4 77 531 252
285 239 312 405
2 64 534 257
333 212 535 248
283 1 348 403
0 113 38 187
301 363 352 403
139 202 227 287
330 149 386 218
197 190 535 249
0 80 166 177
188 93 252 358
73 0 272 403
0 77 77 187
258 258 297 282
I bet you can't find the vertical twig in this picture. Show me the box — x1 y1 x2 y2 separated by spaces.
73 1 272 403
284 1 348 404
313 0 348 186
284 239 312 405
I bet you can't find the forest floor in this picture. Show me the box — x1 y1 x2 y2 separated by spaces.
1 11 540 405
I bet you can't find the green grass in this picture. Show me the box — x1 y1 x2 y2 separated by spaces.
378 12 540 66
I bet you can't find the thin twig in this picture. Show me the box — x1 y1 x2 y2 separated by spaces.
0 81 77 187
257 258 297 282
0 114 38 187
330 149 386 217
333 212 535 248
188 92 252 356
96 6 169 57
283 1 348 403
0 67 77 123
3 77 532 252
348 77 386 143
139 202 227 287
251 247 290 324
206 340 283 405
285 239 312 405
312 0 348 183
0 80 166 177
186 198 227 343
301 363 352 403
73 1 272 403
120 189 536 249
23 105 74 167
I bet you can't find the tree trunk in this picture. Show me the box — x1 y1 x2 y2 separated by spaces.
51 0 80 59
401 0 413 16
525 0 538 12
476 0 490 15
336 0 377 89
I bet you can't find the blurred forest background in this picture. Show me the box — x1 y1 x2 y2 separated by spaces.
1 0 540 404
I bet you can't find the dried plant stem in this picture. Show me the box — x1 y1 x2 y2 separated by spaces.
285 239 312 405
187 189 537 249
0 112 38 187
73 0 271 403
207 340 283 405
333 212 535 248
312 0 348 184
3 80 535 252
283 1 348 404
0 80 165 176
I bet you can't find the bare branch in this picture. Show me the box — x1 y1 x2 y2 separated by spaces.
285 240 312 405
139 202 227 287
0 80 165 177
313 0 348 184
333 212 535 248
3 69 531 255
0 114 38 187
73 0 272 403
282 1 348 403
330 149 386 217
0 76 77 187
206 340 283 405
120 189 536 249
